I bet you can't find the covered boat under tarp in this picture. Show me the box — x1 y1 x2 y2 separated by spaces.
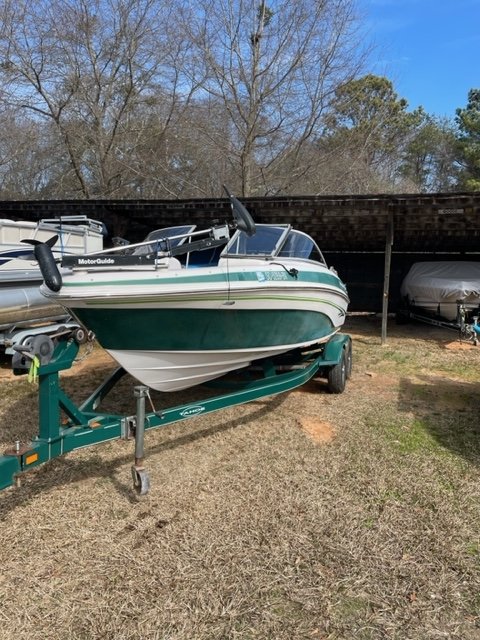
400 261 480 321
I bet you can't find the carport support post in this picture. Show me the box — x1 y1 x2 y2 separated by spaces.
381 211 394 345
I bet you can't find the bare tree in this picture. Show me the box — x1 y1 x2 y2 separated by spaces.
0 0 202 197
0 107 48 196
180 0 368 196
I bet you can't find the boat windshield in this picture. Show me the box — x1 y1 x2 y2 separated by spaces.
224 225 289 257
277 230 326 265
133 225 196 255
224 224 326 264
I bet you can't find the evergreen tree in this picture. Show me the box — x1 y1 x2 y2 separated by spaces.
401 115 460 192
455 89 480 191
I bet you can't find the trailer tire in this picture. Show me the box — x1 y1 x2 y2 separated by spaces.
327 346 347 394
132 466 150 495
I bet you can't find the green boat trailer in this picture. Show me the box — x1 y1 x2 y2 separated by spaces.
0 332 352 495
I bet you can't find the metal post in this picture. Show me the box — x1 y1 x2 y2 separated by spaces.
131 385 151 495
381 210 394 345
134 385 148 467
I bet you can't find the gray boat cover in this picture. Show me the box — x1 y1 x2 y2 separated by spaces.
400 261 480 321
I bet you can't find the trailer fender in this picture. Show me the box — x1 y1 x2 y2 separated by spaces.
323 334 352 394
322 333 351 366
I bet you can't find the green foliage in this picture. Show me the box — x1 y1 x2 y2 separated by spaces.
321 74 463 193
326 75 409 131
321 75 426 189
400 115 461 192
455 88 480 190
257 2 274 26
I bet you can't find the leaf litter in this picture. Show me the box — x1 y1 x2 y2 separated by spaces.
0 314 479 639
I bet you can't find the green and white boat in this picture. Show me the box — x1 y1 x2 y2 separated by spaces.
38 194 349 392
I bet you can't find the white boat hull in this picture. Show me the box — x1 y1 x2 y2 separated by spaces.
108 330 339 392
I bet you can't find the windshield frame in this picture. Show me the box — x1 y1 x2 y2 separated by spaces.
223 224 291 259
222 224 326 265
276 229 327 266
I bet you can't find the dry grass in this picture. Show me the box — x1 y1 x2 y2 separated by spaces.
1 315 480 639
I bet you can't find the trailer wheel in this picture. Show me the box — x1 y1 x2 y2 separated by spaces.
327 346 348 394
131 466 150 496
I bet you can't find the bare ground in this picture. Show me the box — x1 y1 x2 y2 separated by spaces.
0 315 479 640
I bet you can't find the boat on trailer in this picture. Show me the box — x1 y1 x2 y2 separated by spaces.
398 261 480 342
399 261 480 322
37 192 349 392
0 191 352 495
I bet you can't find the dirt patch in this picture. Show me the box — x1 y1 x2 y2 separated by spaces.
298 417 335 443
444 340 477 351
0 367 15 381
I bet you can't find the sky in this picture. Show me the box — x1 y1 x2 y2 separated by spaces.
359 0 479 119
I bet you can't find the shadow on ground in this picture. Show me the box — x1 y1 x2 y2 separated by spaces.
0 359 287 514
398 374 480 465
344 312 458 344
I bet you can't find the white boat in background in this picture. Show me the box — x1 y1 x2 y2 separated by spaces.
37 191 349 392
400 261 480 322
0 216 106 331
0 216 105 266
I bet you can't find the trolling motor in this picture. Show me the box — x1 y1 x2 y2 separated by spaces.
21 235 63 292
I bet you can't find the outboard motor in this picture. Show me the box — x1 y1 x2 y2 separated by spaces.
21 235 63 292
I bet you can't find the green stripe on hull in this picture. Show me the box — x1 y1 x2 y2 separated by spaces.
73 308 335 351
64 269 345 290
84 293 347 314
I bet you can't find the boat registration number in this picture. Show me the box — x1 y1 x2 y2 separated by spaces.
256 271 289 282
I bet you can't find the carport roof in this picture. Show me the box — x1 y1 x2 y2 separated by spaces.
0 191 479 253
243 192 480 253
